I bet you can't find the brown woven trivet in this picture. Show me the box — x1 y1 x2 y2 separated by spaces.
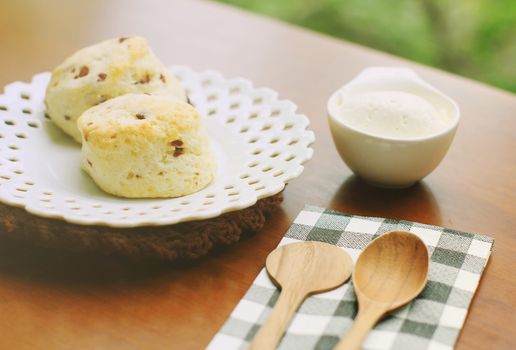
0 192 283 260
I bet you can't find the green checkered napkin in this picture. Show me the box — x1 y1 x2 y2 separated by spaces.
207 206 493 350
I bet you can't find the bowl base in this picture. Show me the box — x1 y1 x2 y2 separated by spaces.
361 178 418 189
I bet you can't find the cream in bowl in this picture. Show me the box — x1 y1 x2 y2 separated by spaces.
327 67 460 188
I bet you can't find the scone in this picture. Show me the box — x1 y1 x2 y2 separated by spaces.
77 94 216 198
45 36 186 143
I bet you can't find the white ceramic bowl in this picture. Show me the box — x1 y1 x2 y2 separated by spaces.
327 67 460 188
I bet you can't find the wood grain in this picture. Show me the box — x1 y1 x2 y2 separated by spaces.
0 0 515 349
334 231 429 350
248 241 353 350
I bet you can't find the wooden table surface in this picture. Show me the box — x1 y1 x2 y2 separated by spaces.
0 0 515 349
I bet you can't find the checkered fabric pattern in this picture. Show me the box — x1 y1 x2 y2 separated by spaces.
207 206 494 350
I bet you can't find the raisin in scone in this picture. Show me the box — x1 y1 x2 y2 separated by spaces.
77 94 215 198
45 36 186 143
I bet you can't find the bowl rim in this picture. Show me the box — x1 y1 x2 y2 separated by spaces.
327 80 461 143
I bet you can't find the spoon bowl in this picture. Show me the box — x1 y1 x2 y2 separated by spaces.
334 231 429 350
354 230 429 307
266 241 353 294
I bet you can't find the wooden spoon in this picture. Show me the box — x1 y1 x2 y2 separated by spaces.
334 231 429 350
248 241 353 350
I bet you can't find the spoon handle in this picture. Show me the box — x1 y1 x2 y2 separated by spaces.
333 303 386 350
247 288 305 350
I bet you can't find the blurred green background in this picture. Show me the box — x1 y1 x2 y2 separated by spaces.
218 0 516 93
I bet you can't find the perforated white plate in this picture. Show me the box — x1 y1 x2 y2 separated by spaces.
0 66 314 227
